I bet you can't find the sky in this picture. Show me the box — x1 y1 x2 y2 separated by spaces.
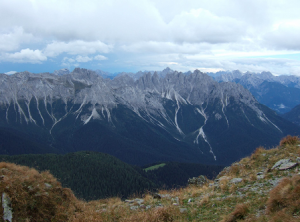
1 0 300 75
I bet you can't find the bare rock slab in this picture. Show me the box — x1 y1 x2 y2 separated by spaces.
278 162 298 170
271 159 291 170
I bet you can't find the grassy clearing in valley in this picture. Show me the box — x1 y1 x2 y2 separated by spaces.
144 163 166 172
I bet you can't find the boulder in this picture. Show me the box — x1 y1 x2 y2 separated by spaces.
2 193 12 222
271 159 291 170
278 162 298 170
230 178 243 184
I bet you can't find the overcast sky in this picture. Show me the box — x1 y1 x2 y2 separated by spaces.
1 0 300 75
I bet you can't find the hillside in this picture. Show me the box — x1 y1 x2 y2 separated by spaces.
0 151 156 200
1 136 300 221
283 104 300 126
0 152 223 201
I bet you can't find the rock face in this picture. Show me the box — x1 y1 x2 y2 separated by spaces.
283 104 300 126
0 68 299 165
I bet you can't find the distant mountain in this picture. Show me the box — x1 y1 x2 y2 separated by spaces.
118 67 175 80
94 69 118 79
53 68 70 76
0 68 299 166
209 70 300 113
282 104 300 126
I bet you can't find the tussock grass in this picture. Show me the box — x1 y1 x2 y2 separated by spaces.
222 203 249 222
0 162 81 221
279 135 300 147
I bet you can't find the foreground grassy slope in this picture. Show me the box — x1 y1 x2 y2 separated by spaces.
1 136 300 221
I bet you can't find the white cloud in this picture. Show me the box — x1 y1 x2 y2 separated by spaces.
44 40 112 57
63 57 75 63
1 48 47 63
168 8 245 44
1 0 300 74
4 71 17 75
122 41 212 54
94 55 107 61
75 55 92 63
264 19 300 50
0 27 35 52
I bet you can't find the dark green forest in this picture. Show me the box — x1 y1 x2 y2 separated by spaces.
0 151 224 201
142 162 223 189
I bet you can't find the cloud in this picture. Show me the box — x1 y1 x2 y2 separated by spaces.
4 71 17 75
1 49 47 63
168 8 245 44
94 55 107 61
75 55 93 63
0 27 35 52
1 0 300 74
264 20 300 50
44 40 112 57
122 41 212 54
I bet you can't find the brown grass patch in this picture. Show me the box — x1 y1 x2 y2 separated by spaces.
222 203 249 222
279 135 300 147
121 206 177 222
264 175 300 221
250 146 265 160
0 162 83 221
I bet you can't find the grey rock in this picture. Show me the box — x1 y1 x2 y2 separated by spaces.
125 199 134 203
130 206 139 210
271 159 291 170
230 178 243 184
257 175 264 180
216 176 230 182
296 157 300 163
2 193 12 222
134 198 144 205
278 162 298 170
171 197 179 204
44 183 52 189
268 178 283 187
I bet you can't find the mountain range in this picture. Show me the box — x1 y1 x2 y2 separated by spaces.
0 68 299 166
208 70 300 114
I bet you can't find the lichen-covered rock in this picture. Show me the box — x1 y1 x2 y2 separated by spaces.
2 192 12 222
